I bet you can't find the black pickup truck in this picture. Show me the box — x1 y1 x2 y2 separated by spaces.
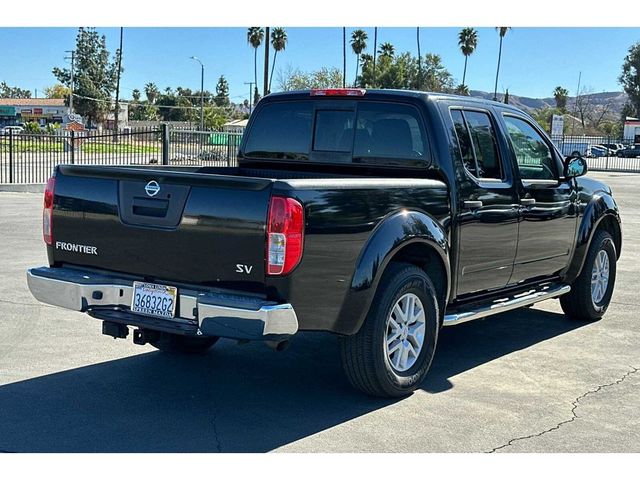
27 89 622 397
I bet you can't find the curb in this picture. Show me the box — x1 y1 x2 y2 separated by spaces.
0 184 45 193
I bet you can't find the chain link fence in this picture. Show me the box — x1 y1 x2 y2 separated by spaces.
0 126 242 184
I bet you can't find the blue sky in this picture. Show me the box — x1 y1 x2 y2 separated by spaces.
0 27 638 103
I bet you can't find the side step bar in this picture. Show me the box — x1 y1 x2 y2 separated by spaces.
443 284 571 326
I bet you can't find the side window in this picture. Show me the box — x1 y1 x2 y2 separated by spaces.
353 102 427 161
503 116 557 180
450 109 503 180
313 110 355 152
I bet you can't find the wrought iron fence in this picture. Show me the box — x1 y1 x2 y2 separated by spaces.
550 134 640 173
0 125 242 184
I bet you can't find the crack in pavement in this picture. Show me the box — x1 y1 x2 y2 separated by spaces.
211 410 223 453
486 366 640 453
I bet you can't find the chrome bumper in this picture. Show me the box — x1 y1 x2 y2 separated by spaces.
26 266 298 339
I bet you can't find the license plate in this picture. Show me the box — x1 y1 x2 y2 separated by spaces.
131 281 177 319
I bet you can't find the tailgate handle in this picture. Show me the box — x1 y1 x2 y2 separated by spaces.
131 197 169 218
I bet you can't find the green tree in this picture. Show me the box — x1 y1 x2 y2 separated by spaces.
44 84 71 99
493 27 511 101
52 27 120 125
268 27 288 93
278 66 343 91
215 75 230 107
0 82 31 98
203 105 227 130
350 29 368 87
553 86 569 112
503 89 509 104
458 27 478 88
247 27 264 99
619 42 640 118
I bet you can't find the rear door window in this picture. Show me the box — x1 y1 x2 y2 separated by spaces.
450 109 503 181
244 101 313 160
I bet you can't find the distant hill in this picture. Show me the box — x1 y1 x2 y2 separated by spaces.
469 90 628 117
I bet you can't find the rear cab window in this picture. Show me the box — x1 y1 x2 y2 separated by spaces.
243 98 430 168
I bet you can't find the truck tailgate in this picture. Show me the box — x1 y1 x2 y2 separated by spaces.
51 165 273 290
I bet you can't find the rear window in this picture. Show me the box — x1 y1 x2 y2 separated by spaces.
243 99 429 166
313 110 355 152
353 102 426 161
244 101 313 160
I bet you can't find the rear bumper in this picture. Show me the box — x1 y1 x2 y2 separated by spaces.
26 266 298 340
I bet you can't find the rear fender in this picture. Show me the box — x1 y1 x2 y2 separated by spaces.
333 210 450 335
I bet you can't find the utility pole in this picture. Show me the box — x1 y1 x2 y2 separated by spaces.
190 56 205 131
114 27 123 140
65 50 75 113
244 81 255 114
264 27 270 96
570 71 582 137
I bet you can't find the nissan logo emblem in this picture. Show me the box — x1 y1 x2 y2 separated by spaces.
145 180 160 197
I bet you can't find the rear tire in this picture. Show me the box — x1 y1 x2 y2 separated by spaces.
560 230 617 321
339 262 439 398
149 332 219 354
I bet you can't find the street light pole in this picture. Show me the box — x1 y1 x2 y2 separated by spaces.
190 56 205 131
64 50 75 114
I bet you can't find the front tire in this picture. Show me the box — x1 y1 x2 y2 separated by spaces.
149 332 219 354
560 229 617 321
339 262 439 398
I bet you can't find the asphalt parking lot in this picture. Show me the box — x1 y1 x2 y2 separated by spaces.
0 171 638 453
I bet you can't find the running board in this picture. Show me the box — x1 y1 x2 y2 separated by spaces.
443 284 571 326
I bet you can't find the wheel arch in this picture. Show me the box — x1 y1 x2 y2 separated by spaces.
565 192 621 283
333 209 450 335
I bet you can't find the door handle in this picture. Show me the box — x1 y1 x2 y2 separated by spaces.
520 198 536 206
463 200 483 209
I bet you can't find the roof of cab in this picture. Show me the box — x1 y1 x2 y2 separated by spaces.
263 88 527 115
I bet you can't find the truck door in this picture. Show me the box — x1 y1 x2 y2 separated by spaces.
450 108 520 296
500 114 578 283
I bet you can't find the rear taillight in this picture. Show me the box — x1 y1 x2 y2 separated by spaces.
43 177 55 245
267 196 304 276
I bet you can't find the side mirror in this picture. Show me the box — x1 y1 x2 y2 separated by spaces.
564 154 588 178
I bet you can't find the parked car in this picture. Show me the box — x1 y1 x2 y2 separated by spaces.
1 125 24 134
616 144 640 158
587 145 610 157
27 89 622 398
600 143 625 155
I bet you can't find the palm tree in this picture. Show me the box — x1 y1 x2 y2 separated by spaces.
378 42 395 58
458 27 478 88
342 27 347 88
144 82 159 104
373 27 378 87
350 29 368 87
553 86 569 112
493 27 511 101
247 27 264 100
268 27 287 93
417 27 422 90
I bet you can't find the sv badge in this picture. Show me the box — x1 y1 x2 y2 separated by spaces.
235 264 253 274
